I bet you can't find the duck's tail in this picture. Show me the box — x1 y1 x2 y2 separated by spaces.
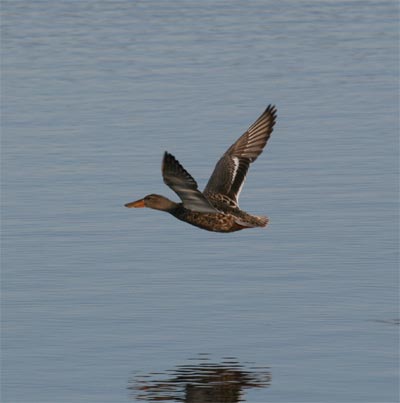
234 215 269 228
256 215 269 227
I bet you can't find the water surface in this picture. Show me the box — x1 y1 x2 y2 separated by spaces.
2 1 398 402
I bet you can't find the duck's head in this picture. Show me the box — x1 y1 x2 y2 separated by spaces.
125 194 177 212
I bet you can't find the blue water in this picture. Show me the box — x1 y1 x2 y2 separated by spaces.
2 1 398 402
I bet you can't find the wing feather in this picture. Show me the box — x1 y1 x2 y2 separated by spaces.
204 105 277 205
162 152 217 213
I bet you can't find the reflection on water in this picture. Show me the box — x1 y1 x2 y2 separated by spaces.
370 319 400 326
128 355 271 402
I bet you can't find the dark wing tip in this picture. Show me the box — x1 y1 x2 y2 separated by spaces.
162 151 179 171
163 150 174 163
162 151 179 173
162 150 199 189
265 104 277 122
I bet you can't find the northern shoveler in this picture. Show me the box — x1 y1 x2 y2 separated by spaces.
125 105 277 232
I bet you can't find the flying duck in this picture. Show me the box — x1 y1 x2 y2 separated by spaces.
125 105 277 232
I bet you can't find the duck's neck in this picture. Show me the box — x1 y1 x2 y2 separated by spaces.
149 196 179 213
161 198 180 212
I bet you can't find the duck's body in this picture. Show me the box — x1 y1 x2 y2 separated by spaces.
170 202 268 233
125 105 277 233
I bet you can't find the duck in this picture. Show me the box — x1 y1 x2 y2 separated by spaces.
125 105 277 233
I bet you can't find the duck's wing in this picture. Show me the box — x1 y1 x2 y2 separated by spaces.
162 152 217 213
204 105 277 206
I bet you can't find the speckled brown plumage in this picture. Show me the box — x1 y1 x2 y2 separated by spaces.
169 204 268 233
125 105 277 233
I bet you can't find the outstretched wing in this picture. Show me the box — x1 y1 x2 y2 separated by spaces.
162 152 217 213
204 105 277 206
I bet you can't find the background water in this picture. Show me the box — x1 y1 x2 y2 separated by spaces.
2 1 399 402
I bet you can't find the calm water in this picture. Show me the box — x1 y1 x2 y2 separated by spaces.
2 1 399 402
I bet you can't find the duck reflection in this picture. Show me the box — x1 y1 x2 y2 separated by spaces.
128 355 271 402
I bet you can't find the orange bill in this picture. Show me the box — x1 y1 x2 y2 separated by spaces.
124 198 145 208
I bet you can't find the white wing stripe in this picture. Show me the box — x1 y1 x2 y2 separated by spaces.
231 156 239 185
